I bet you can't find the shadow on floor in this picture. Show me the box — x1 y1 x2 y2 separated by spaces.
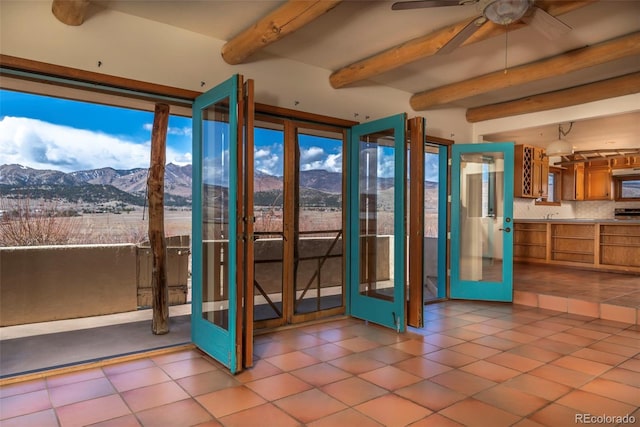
1 315 191 378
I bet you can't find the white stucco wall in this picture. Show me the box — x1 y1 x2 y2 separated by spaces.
472 94 640 142
0 0 471 141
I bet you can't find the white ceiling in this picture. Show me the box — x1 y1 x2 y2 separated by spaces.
88 0 640 148
484 111 640 150
93 0 640 106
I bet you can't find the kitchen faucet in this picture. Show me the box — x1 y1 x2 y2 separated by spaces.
544 212 559 219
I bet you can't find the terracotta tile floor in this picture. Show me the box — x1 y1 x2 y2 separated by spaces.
2 301 639 426
513 263 640 324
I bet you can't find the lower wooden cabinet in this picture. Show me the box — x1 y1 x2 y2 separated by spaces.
514 222 547 260
514 221 640 273
600 224 640 268
551 224 594 264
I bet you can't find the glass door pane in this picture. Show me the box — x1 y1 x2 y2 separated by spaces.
253 122 285 324
294 127 345 316
349 113 406 331
423 145 444 302
202 99 231 330
359 128 396 302
450 143 514 301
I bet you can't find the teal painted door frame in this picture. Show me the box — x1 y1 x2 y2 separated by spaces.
450 143 514 301
191 75 240 372
348 113 407 332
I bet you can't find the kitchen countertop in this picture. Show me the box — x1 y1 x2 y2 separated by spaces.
514 218 640 224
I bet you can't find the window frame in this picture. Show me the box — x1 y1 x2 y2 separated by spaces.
535 166 562 206
613 175 640 201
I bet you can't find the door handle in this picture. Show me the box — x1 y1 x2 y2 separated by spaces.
499 227 511 233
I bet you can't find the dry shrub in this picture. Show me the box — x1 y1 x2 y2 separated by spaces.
0 198 81 246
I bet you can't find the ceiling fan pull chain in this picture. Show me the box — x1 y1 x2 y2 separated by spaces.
504 24 509 74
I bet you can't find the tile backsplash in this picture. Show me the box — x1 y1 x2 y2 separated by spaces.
574 200 640 219
514 198 640 219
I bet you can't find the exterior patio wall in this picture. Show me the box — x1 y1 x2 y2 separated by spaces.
0 244 138 326
0 237 191 326
136 236 190 307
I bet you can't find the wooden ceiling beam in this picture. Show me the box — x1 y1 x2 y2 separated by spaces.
411 31 640 110
222 0 342 65
466 72 640 122
51 0 90 26
329 0 596 89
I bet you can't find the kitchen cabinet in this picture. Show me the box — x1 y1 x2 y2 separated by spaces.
514 222 548 260
514 220 640 273
600 224 640 268
585 166 612 200
515 145 548 198
561 163 584 201
612 155 640 168
551 223 595 264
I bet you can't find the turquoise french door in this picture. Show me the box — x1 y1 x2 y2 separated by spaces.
450 143 514 301
349 113 407 332
192 75 243 373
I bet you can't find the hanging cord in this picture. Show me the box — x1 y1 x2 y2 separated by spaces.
504 24 509 74
559 122 574 139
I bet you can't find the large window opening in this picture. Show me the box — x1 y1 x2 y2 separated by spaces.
0 88 193 246
252 115 346 329
0 83 195 377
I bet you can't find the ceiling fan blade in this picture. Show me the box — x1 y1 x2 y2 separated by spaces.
391 0 465 11
522 6 572 39
438 16 486 54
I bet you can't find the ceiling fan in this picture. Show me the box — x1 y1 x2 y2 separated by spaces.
392 0 571 54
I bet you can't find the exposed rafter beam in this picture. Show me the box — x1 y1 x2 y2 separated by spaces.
466 72 640 122
411 31 640 111
329 0 596 89
222 0 342 65
51 0 90 26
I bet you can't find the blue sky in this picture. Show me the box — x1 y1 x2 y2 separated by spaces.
0 88 347 176
0 89 192 172
0 88 423 180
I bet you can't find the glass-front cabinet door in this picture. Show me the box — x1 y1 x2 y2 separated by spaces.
450 143 514 301
349 114 406 332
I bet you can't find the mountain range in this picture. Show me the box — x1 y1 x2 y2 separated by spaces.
0 164 192 207
0 164 361 208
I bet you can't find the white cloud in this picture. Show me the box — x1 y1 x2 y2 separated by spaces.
300 146 342 172
173 152 192 166
255 147 281 176
0 116 188 172
143 122 192 137
168 126 192 137
376 147 395 178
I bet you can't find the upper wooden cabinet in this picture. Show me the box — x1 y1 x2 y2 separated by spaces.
562 163 584 201
585 165 612 200
515 145 548 198
611 155 640 168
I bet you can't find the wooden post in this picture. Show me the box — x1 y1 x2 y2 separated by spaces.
148 103 170 335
